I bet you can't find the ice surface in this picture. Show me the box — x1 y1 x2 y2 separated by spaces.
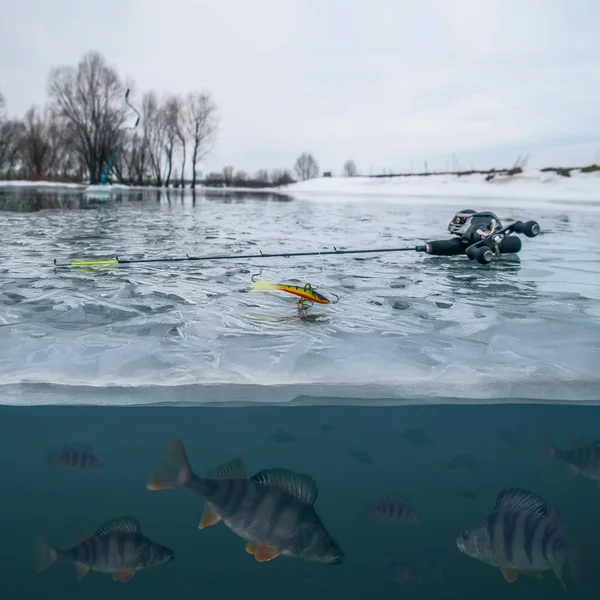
0 185 599 406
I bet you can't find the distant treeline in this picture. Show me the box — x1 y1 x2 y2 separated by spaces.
1 55 598 188
0 52 220 187
0 50 325 188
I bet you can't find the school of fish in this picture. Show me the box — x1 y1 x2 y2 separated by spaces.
35 429 599 591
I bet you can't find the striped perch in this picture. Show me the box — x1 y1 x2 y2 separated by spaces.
362 495 422 524
46 443 105 472
456 488 567 590
543 436 600 485
36 517 174 582
146 437 344 564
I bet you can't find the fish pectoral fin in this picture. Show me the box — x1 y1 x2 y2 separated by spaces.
553 567 567 591
113 569 135 582
76 564 90 582
501 568 519 583
245 543 280 562
199 503 222 529
518 570 544 579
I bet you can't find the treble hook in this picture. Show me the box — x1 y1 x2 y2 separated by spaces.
330 293 339 304
297 298 314 312
251 269 263 282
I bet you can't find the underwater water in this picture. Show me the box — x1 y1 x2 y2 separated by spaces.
3 404 600 599
1 187 600 598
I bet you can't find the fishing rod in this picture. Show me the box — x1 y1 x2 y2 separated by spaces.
53 245 420 268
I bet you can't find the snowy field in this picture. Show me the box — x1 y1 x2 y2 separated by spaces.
0 181 599 406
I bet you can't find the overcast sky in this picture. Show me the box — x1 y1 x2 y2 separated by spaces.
1 0 599 175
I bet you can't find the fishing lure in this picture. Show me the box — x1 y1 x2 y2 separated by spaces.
250 280 338 311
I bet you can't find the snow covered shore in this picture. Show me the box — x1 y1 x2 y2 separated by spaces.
280 170 600 202
1 169 598 203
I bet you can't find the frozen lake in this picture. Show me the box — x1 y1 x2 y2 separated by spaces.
1 187 599 405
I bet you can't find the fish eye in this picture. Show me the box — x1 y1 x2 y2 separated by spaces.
461 531 469 540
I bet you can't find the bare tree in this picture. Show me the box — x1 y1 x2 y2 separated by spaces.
47 51 127 183
17 105 54 179
294 152 319 181
222 165 234 186
162 96 181 187
342 159 358 177
183 92 218 188
233 170 248 186
46 116 83 181
0 94 21 178
254 169 270 186
271 168 294 186
162 94 187 188
143 91 166 186
117 92 159 186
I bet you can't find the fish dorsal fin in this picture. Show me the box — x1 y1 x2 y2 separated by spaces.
206 457 246 480
95 517 140 536
73 531 92 546
250 468 318 506
494 488 547 516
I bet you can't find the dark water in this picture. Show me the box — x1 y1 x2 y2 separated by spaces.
2 403 600 599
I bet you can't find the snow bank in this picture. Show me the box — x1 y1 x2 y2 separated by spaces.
0 180 85 189
281 170 600 202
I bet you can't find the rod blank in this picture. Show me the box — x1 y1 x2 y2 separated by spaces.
53 245 418 268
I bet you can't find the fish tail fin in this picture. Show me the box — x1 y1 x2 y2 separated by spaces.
250 280 279 293
36 535 60 573
540 435 558 460
147 438 193 491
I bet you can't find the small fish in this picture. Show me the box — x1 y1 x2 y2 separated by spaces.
442 453 477 476
267 429 299 444
388 561 424 584
251 280 331 304
387 561 443 584
318 424 336 433
397 427 432 447
348 448 374 465
363 495 422 524
36 517 174 582
456 488 567 590
458 490 478 500
542 436 600 485
46 443 105 472
146 438 344 564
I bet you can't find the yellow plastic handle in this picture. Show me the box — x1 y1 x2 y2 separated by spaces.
70 260 119 266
